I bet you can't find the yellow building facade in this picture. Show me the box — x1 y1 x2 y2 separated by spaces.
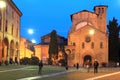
65 5 108 66
0 0 22 63
20 37 34 59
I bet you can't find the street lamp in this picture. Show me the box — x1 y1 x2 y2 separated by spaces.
0 1 6 8
0 0 6 61
89 29 95 35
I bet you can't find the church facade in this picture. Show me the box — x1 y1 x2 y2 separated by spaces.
65 5 108 67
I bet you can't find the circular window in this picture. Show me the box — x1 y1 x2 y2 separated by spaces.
85 36 91 42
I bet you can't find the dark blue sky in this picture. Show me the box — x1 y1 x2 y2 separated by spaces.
13 0 120 44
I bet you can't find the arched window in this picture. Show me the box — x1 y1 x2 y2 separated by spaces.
91 42 94 49
102 8 104 13
82 42 85 49
73 42 76 46
5 20 8 32
98 8 101 13
100 42 103 48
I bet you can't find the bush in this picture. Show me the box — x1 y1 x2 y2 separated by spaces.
0 62 2 66
20 57 30 65
48 58 53 65
30 56 39 65
9 58 13 64
4 60 9 66
58 59 66 66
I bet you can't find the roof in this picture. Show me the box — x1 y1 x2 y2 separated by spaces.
70 24 108 35
70 5 108 21
41 33 66 39
70 9 97 21
93 5 108 10
71 9 95 16
8 0 22 16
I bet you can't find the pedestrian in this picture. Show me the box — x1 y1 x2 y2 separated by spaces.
76 63 79 70
94 59 99 73
38 60 43 75
86 60 90 72
65 61 68 70
65 65 68 70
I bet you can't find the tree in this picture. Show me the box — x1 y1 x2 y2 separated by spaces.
107 17 120 62
48 30 58 65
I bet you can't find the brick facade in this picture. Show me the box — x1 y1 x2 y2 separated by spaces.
65 5 108 67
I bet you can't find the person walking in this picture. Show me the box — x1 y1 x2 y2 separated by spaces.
38 60 43 75
94 59 99 73
76 63 79 70
65 61 68 70
86 60 90 72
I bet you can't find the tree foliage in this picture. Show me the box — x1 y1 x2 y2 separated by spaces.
48 30 58 64
107 17 120 62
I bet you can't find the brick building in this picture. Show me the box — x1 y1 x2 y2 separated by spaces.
65 5 108 67
20 37 35 59
34 33 67 64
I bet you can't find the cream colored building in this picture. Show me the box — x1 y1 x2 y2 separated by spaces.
0 0 22 62
65 5 108 66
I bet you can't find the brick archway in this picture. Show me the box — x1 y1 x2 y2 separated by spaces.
82 52 95 66
84 55 92 63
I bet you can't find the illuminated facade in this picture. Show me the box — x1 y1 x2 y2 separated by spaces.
0 0 22 63
65 5 108 66
20 37 34 59
34 33 67 64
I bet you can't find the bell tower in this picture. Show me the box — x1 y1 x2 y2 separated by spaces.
94 5 108 33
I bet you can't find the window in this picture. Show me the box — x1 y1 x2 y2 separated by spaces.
11 24 14 35
85 36 91 43
82 42 85 49
100 42 103 48
5 20 8 32
73 42 76 46
98 8 101 13
6 5 8 14
16 27 18 37
12 11 14 19
98 8 104 13
102 8 104 13
16 21 19 37
91 42 94 49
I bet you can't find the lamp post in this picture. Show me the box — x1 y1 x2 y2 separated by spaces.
0 0 6 61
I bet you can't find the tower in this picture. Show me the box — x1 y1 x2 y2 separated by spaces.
94 5 108 33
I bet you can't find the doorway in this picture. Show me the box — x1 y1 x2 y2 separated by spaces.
84 55 92 66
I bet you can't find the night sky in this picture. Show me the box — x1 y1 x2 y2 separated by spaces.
13 0 120 44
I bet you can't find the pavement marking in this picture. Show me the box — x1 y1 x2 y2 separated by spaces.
85 71 120 80
0 66 32 73
17 70 76 80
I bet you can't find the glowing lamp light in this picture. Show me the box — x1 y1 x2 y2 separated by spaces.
31 39 36 43
0 1 6 8
28 29 33 34
89 29 95 35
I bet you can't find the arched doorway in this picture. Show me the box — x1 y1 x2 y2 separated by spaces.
2 38 9 62
10 40 14 64
84 55 92 63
